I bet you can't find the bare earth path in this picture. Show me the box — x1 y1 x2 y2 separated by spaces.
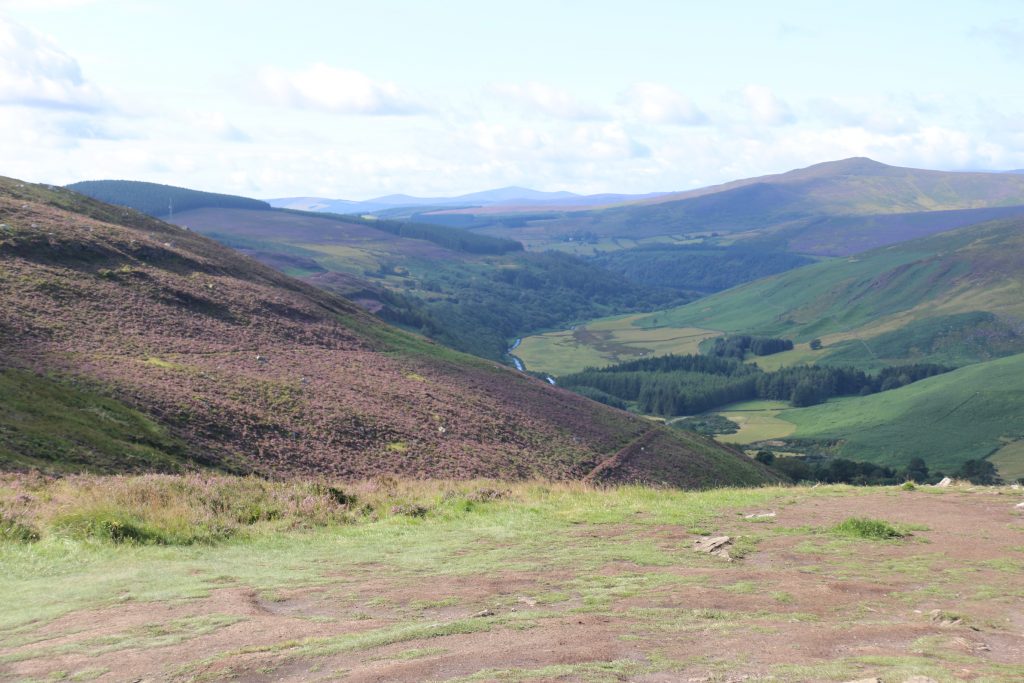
2 486 1023 682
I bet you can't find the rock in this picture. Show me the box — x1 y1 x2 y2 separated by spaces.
935 477 953 487
841 678 881 683
930 609 963 626
693 535 733 561
745 511 776 519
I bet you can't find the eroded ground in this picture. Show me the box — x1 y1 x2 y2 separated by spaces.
3 486 1024 682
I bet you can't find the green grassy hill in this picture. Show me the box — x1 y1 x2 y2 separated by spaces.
776 353 1024 473
0 175 772 487
628 216 1024 367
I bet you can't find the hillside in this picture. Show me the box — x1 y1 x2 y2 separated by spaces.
614 216 1024 368
466 158 1024 256
0 176 771 486
66 180 270 217
775 352 1024 473
166 205 684 361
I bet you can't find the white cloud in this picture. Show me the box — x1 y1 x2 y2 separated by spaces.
186 111 250 142
258 63 427 115
488 81 607 120
970 21 1024 61
809 97 920 135
622 82 708 126
0 15 106 110
743 85 795 126
468 121 649 163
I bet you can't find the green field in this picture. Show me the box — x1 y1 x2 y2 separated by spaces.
714 401 796 445
517 315 719 375
986 440 1024 482
775 353 1024 471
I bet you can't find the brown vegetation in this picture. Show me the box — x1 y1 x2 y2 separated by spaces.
0 177 772 486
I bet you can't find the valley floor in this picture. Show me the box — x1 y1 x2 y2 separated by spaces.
2 481 1024 682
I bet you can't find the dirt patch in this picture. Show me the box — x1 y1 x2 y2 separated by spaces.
3 490 1023 681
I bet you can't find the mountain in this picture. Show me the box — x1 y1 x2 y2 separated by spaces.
269 187 667 216
0 175 772 486
466 158 1024 257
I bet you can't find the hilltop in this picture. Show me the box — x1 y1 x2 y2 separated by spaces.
0 176 771 486
66 180 271 218
457 158 1024 256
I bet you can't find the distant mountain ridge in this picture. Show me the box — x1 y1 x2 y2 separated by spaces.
270 187 667 215
462 158 1024 257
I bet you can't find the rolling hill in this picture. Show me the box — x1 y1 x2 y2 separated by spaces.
0 175 772 487
774 352 1024 474
603 215 1024 370
67 181 685 361
463 158 1024 257
66 180 270 217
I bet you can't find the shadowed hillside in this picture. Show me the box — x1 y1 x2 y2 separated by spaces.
66 180 271 217
0 176 772 487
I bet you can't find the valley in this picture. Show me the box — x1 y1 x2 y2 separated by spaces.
8 4 1024 681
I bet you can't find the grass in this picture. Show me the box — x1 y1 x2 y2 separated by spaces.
829 517 906 540
1 477 1021 681
777 352 1024 470
516 314 719 376
0 368 192 473
0 477 800 631
714 401 796 445
990 440 1024 482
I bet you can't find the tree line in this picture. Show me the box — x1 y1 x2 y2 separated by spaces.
706 335 794 359
755 452 1004 486
561 353 952 416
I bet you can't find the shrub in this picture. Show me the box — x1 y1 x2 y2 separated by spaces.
830 517 906 540
0 511 40 543
391 504 429 518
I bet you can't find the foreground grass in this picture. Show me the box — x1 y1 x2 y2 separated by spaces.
0 475 799 633
2 476 1021 682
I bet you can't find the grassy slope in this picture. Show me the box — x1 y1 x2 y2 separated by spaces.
0 368 194 473
0 176 772 487
630 216 1024 363
778 353 1024 471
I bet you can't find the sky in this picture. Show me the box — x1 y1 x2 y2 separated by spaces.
1 0 1023 199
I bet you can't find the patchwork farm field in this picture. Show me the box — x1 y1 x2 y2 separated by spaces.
712 401 796 445
516 315 719 376
3 476 1024 682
